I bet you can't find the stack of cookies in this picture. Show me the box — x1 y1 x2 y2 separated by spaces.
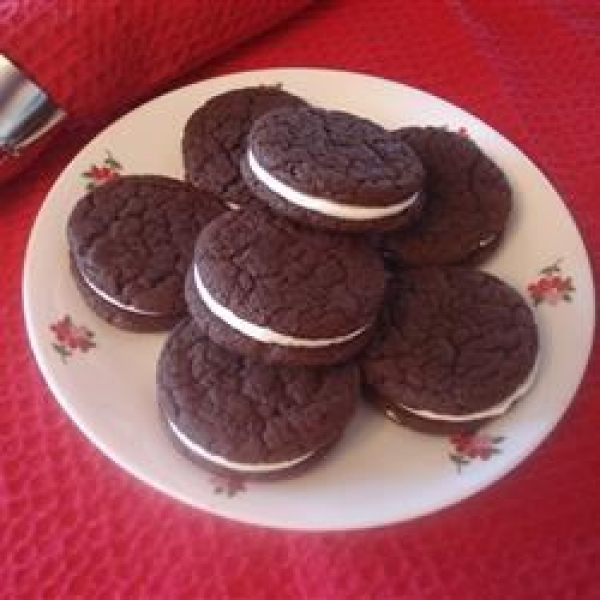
66 85 539 480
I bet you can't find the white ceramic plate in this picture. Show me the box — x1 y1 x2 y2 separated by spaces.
23 68 595 530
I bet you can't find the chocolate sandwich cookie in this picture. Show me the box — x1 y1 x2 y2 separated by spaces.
381 127 512 266
182 86 308 209
67 175 224 331
241 106 425 232
185 209 387 366
362 268 539 434
157 319 359 479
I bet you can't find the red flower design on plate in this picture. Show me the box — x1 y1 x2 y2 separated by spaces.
449 433 504 472
527 259 575 306
209 473 246 497
50 316 96 362
82 151 122 190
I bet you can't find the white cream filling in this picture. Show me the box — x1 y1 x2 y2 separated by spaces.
194 266 367 348
478 234 497 248
247 149 419 221
81 271 163 316
399 355 540 423
167 417 314 473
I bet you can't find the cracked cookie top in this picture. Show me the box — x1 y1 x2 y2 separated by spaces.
247 106 424 207
362 268 539 417
382 127 512 265
157 319 359 464
182 86 308 209
67 175 224 316
192 209 387 340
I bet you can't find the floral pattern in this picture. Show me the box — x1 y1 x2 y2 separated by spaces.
449 433 504 472
50 316 96 363
209 473 246 497
82 151 122 190
528 259 575 306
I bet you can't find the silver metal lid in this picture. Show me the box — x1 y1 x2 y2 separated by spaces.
0 54 66 160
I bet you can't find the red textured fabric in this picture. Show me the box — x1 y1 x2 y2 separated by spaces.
1 1 600 598
0 0 313 127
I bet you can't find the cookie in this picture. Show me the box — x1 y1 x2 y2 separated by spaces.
157 319 359 479
361 268 539 434
182 86 308 209
381 127 512 266
67 175 224 331
185 209 387 365
241 106 425 232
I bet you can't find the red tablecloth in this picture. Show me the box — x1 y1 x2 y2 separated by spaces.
1 1 599 598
